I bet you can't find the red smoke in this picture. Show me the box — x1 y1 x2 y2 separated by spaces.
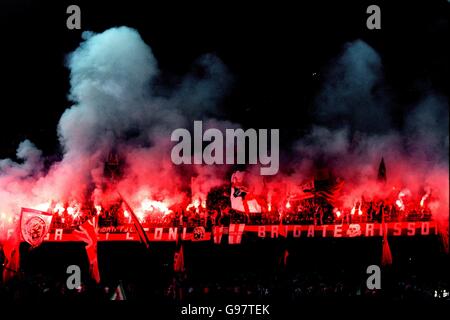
0 28 448 245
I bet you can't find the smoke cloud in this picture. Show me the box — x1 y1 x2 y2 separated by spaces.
287 40 448 226
0 28 447 240
0 26 233 229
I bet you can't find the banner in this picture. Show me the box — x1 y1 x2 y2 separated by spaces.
20 208 53 247
4 221 437 243
42 226 212 242
246 222 438 239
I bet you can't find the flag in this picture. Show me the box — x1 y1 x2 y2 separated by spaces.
314 178 344 207
279 224 288 237
381 233 393 266
73 218 100 283
174 244 185 273
4 207 53 283
20 207 53 247
174 225 185 273
230 171 264 213
118 193 150 250
377 157 387 183
278 214 287 237
111 282 127 300
300 179 315 192
213 226 223 244
437 221 449 254
228 223 245 244
381 212 392 266
2 227 21 283
291 179 316 202
283 249 289 267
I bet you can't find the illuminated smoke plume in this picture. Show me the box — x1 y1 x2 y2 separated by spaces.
289 40 448 229
0 28 447 242
0 27 232 234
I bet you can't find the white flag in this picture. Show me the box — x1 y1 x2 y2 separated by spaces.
230 171 263 213
20 207 53 247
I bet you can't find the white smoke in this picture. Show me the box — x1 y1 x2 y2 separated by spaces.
0 26 234 231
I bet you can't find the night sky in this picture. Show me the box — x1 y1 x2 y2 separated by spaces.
0 0 448 159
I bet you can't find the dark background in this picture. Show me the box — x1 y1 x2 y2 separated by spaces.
19 235 449 302
0 0 448 159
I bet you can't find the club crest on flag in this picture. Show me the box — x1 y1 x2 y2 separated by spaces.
346 224 362 237
20 208 53 247
192 226 205 241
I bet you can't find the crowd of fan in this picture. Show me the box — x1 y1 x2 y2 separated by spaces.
229 199 433 226
1 269 447 303
101 199 432 229
167 271 449 302
46 198 433 231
